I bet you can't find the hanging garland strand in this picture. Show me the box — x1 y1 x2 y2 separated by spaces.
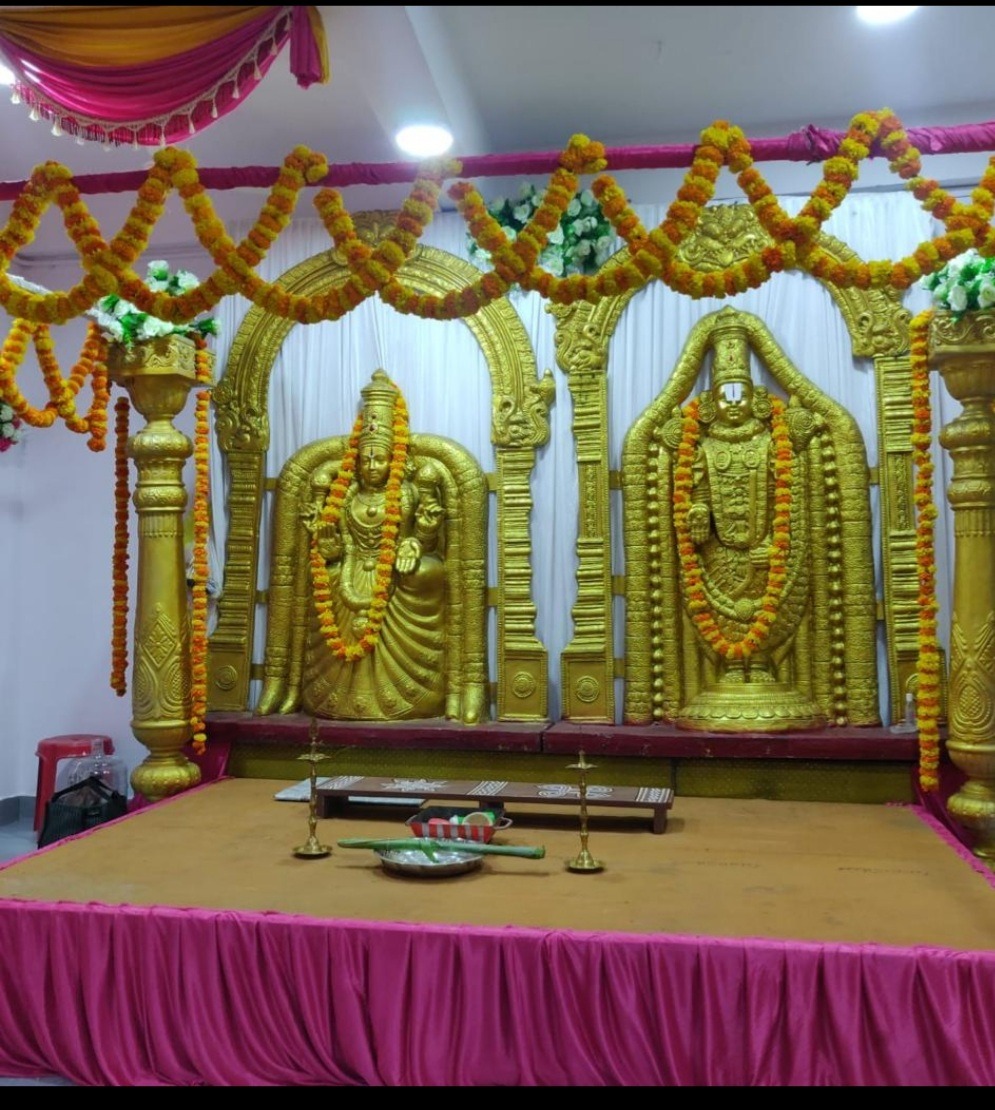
909 310 942 793
188 338 213 754
110 395 130 696
0 318 110 444
0 109 994 340
309 382 410 661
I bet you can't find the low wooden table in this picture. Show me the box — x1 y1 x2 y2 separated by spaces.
317 774 675 834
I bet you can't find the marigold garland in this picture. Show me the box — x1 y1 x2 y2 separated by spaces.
0 318 110 445
110 395 130 696
672 396 793 661
909 309 942 792
309 381 409 661
0 107 993 437
2 109 994 351
189 368 212 755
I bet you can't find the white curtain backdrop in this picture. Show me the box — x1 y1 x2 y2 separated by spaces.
206 191 956 725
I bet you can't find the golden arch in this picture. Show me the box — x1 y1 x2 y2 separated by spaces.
208 212 554 721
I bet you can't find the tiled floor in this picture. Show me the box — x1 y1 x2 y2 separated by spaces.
0 803 77 1086
0 807 38 865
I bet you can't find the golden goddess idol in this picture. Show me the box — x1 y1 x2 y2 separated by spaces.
256 370 489 724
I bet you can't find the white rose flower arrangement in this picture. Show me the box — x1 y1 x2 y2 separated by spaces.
93 260 219 346
468 182 617 279
919 248 995 318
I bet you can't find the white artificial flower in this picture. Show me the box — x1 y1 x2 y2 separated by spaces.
489 196 507 215
566 199 581 218
9 425 22 442
575 240 592 258
518 182 534 200
173 270 198 293
513 202 531 224
137 315 174 340
1 421 14 438
0 402 11 422
112 298 135 319
539 248 564 277
948 283 969 312
945 251 973 282
978 276 995 309
579 188 596 208
97 315 125 342
146 260 170 290
547 224 564 245
931 278 953 307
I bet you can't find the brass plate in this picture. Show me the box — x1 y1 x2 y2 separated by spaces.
374 847 483 879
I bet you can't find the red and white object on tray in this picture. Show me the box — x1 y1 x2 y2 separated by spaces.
406 806 512 844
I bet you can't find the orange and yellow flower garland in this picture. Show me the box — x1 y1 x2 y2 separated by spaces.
110 395 130 696
0 319 110 446
1 109 994 348
3 109 995 447
909 309 942 792
309 383 409 661
672 396 793 660
188 340 212 754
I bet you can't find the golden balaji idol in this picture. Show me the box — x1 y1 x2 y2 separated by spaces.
257 370 489 724
623 307 879 732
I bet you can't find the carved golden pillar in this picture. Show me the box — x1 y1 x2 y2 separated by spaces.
107 335 204 802
929 311 995 861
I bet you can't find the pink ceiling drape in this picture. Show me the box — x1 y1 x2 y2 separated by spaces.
0 6 328 147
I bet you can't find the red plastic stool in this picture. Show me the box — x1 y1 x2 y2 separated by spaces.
34 735 116 833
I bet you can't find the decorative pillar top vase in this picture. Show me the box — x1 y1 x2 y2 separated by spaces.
106 333 202 423
928 308 995 375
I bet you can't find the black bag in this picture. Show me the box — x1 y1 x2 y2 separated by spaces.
38 774 128 848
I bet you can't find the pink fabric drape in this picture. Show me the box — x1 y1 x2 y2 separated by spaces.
3 119 995 201
914 759 973 849
0 885 992 1085
0 7 324 146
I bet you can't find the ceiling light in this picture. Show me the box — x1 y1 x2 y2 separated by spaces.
394 124 454 159
856 6 919 25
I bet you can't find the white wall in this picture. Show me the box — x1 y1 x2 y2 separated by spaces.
0 258 199 801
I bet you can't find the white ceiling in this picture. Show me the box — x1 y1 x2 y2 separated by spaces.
1 5 994 260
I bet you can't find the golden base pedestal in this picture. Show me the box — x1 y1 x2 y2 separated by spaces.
676 681 826 733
